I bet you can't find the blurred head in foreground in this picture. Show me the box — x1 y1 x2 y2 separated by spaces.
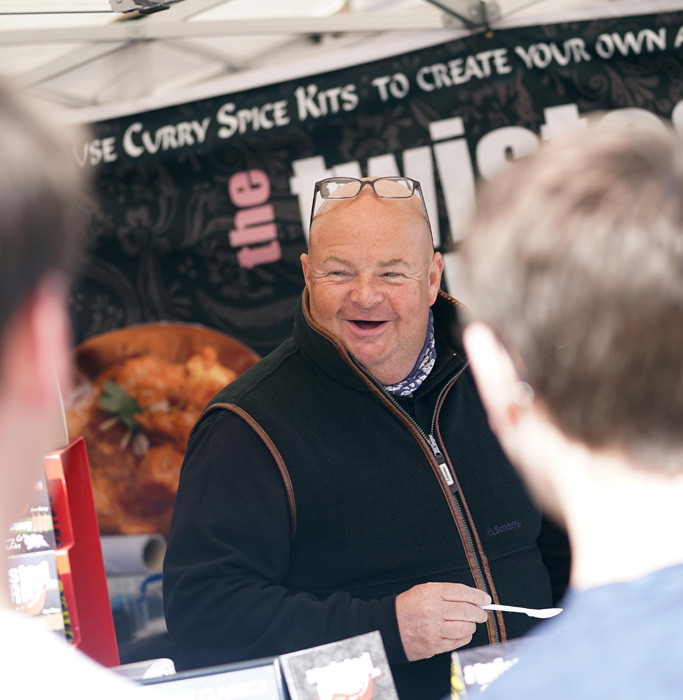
461 120 683 587
0 78 86 557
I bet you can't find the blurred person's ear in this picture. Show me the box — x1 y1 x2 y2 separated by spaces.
463 322 523 440
0 274 71 414
0 275 71 533
464 321 567 525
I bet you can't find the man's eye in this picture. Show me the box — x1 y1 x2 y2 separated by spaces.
329 270 350 277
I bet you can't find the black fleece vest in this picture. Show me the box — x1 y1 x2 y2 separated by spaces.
201 291 552 699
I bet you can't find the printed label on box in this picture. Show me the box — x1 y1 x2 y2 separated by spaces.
5 475 56 554
6 550 63 627
280 631 399 700
451 638 529 698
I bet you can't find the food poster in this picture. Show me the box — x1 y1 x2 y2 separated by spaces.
66 324 259 538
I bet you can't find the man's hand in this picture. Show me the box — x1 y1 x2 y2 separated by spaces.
395 582 492 661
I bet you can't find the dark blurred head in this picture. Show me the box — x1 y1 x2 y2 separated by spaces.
0 78 85 342
0 79 88 539
462 119 683 473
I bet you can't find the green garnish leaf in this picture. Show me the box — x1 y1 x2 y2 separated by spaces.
99 380 143 430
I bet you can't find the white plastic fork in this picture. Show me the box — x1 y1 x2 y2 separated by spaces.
480 604 563 619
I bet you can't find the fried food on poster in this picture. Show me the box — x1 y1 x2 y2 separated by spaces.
67 325 259 536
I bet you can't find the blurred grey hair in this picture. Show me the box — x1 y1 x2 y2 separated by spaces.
462 118 683 473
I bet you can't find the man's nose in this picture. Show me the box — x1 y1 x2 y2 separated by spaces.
349 276 383 307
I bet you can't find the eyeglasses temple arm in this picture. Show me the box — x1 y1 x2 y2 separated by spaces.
308 184 321 240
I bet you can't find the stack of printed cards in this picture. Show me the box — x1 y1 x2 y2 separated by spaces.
280 631 399 700
451 637 529 698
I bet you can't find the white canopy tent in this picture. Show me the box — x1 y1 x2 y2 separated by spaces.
0 0 674 121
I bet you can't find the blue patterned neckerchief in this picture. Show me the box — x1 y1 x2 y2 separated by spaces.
384 309 436 397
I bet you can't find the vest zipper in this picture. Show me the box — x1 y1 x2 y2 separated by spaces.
348 355 502 644
427 368 501 642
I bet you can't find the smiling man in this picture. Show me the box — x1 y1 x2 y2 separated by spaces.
164 177 569 700
302 178 441 386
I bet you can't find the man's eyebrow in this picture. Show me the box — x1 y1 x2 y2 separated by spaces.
377 258 410 268
320 255 353 267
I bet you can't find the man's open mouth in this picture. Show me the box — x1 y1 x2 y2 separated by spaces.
350 320 385 330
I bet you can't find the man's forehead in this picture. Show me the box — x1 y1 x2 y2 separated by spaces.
312 186 428 234
319 253 412 268
308 177 434 264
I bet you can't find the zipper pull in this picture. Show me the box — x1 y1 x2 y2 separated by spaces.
427 434 455 488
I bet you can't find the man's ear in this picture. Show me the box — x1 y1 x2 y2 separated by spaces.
428 252 444 305
300 253 311 291
462 322 523 438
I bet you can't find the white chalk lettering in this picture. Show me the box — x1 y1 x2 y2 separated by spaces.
596 28 667 59
674 25 683 49
294 83 358 120
476 126 540 180
216 100 290 139
74 136 118 167
122 118 211 158
416 49 510 91
514 38 591 70
371 72 410 101
289 100 620 268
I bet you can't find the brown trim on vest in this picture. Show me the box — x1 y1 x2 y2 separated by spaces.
197 402 297 540
435 383 508 644
302 289 506 643
437 288 467 311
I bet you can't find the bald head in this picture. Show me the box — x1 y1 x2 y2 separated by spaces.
301 177 443 385
310 180 433 263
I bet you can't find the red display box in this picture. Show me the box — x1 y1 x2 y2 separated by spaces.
44 436 119 667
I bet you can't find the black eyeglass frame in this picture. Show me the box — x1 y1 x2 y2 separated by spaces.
308 176 434 244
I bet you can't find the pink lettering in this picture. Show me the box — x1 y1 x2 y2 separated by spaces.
229 169 270 207
227 170 281 269
229 205 276 247
237 241 281 269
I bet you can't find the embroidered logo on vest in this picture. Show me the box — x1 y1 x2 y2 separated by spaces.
487 520 522 537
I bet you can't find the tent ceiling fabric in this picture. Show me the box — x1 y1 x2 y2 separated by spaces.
0 0 660 115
